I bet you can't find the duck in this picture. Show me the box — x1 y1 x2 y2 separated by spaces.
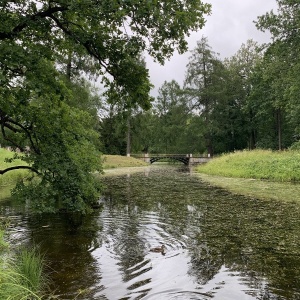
150 244 166 255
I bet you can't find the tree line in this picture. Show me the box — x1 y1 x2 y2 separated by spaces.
102 0 300 157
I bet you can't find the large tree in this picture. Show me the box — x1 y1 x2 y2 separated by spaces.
153 80 190 153
184 36 226 156
0 1 211 213
224 40 262 150
254 0 299 149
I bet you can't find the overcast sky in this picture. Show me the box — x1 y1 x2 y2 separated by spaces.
146 0 278 97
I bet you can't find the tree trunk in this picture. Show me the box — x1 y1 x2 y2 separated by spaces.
66 51 72 81
277 108 282 150
126 115 131 157
249 109 256 150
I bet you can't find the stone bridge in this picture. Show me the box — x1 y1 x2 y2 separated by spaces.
131 154 211 166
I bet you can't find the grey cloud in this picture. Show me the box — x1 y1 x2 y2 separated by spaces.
146 0 278 97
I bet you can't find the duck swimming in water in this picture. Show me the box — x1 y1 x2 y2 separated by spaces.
150 244 166 255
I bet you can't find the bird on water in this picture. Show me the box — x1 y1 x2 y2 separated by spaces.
150 244 166 255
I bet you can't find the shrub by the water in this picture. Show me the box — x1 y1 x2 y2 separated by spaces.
197 150 300 182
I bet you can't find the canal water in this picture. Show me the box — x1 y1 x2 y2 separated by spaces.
3 166 300 299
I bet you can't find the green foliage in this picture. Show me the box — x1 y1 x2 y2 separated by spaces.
0 219 46 299
153 80 192 153
254 0 300 149
8 92 103 213
197 150 300 182
184 37 233 155
0 1 211 213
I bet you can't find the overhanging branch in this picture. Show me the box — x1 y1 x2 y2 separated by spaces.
0 6 69 40
0 166 39 175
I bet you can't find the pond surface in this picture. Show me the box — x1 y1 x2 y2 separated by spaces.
3 166 300 299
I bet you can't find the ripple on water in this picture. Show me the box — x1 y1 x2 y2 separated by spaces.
3 167 300 299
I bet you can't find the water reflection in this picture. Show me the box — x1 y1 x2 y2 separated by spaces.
3 166 300 299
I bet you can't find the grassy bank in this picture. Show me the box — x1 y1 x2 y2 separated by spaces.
196 149 300 182
0 148 28 187
196 173 300 202
102 155 148 169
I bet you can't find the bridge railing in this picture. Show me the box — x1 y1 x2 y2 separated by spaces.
131 154 208 158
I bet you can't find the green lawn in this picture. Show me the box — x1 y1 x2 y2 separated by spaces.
102 155 148 169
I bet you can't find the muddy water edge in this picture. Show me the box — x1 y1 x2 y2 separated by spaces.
2 165 300 299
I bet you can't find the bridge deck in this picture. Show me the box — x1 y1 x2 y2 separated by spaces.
131 154 211 165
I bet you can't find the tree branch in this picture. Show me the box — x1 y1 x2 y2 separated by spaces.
48 14 109 72
0 109 41 154
0 166 39 175
0 6 69 40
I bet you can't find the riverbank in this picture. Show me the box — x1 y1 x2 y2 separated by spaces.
196 149 300 181
195 173 300 202
102 154 148 169
0 226 46 299
0 151 147 198
0 148 28 187
195 149 300 202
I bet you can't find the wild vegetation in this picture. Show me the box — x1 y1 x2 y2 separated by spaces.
0 0 299 213
0 223 46 299
196 150 300 182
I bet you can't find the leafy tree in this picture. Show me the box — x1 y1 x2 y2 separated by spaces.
184 37 228 155
224 40 263 150
153 80 189 153
0 1 211 212
130 110 158 154
254 0 299 149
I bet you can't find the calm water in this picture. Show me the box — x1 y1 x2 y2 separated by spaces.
3 166 300 299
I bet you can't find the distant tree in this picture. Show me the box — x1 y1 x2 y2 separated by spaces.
254 0 299 149
224 40 263 149
184 37 227 156
153 80 190 153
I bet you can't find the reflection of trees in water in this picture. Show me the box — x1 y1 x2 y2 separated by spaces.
26 212 103 299
100 176 151 298
53 170 300 300
104 170 300 299
188 191 300 299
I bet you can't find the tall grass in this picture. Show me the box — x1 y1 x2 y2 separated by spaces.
0 222 46 299
16 248 45 292
196 149 300 182
0 247 46 300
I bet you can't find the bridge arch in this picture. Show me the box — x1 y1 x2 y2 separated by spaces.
149 155 189 165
